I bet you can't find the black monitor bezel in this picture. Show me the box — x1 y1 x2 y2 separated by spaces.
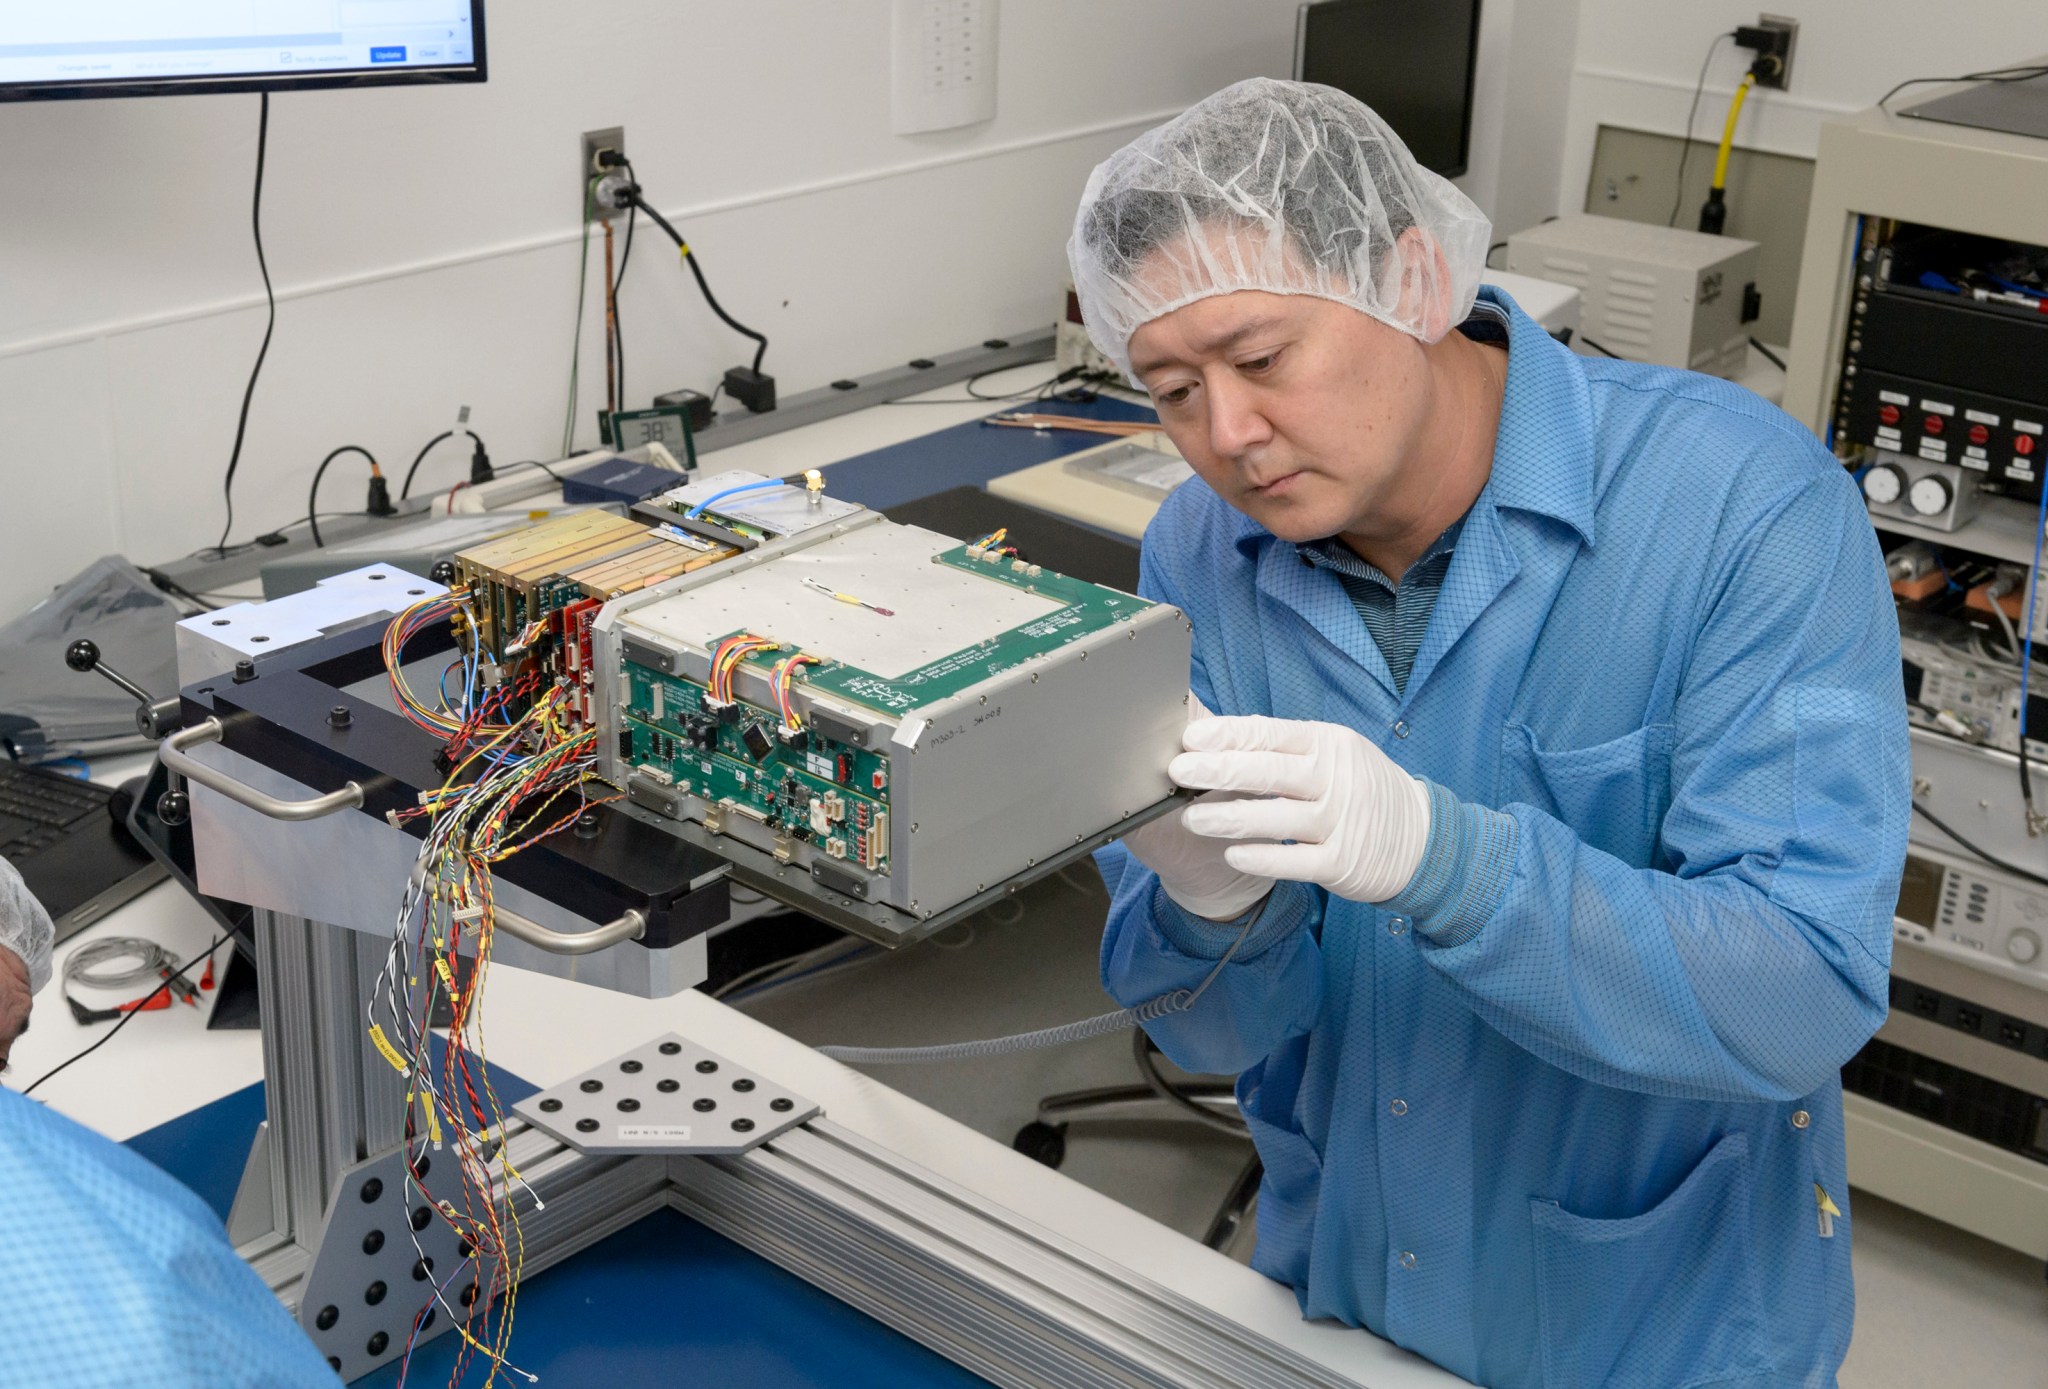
1293 0 1483 179
0 1 487 103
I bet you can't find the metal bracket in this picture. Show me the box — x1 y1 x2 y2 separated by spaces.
294 1145 473 1381
513 1034 818 1157
161 718 365 821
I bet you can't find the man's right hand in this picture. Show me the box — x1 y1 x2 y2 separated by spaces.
1123 695 1275 922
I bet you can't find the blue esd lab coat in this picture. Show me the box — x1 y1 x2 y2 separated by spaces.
1101 287 1910 1388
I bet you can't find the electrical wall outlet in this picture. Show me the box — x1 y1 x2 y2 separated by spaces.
581 126 626 220
1737 15 1797 90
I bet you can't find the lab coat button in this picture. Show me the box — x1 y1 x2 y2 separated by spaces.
1791 1110 1811 1130
1387 916 1408 935
1390 1098 1408 1116
1398 1251 1418 1270
1393 720 1410 738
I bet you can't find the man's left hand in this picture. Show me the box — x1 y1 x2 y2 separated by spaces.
1174 716 1433 904
0 946 31 1074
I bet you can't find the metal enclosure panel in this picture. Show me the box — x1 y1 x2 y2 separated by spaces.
1843 1093 2048 1259
889 601 1188 915
1505 214 1758 375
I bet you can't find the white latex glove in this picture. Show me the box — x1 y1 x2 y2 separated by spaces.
1175 716 1432 904
1122 697 1276 922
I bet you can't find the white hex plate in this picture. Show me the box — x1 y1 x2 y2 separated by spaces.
512 1032 819 1156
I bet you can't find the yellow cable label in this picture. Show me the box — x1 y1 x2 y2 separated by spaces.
369 1024 410 1076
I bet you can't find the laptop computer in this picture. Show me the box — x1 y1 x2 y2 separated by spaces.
0 762 167 944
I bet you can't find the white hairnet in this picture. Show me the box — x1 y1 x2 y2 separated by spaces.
0 854 53 994
1067 77 1491 381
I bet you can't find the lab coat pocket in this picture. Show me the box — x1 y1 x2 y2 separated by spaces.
1501 722 1674 865
1530 1132 1771 1389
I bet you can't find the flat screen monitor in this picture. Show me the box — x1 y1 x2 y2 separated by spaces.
1293 0 1482 178
0 1 487 102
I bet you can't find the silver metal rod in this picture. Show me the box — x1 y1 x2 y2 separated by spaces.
490 904 647 955
160 718 365 821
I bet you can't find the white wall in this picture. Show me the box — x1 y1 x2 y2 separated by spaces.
1456 0 1581 248
1557 1 2048 219
0 1 1309 614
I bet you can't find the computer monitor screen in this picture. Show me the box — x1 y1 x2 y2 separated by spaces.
0 1 487 102
1294 0 1481 178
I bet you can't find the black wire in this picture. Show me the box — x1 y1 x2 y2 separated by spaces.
1579 335 1625 359
306 445 379 548
612 160 640 413
213 92 276 556
22 935 231 1096
1877 63 2048 112
494 459 567 485
883 359 1069 405
140 567 221 613
1747 336 1786 371
1912 802 2048 889
400 431 461 499
1131 1030 1249 1137
1670 34 1736 229
1485 240 1508 269
624 190 770 374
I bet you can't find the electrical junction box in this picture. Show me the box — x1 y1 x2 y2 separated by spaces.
1505 214 1761 376
593 473 1189 922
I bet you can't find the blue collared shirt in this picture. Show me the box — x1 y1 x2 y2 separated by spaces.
1100 287 1908 1387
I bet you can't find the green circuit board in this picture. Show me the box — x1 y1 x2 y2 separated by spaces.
621 665 893 872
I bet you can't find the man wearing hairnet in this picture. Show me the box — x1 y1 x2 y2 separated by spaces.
1079 79 1906 1386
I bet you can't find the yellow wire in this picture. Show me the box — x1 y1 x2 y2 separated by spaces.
1711 73 1755 192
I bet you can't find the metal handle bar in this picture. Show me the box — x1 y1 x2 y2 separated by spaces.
489 905 648 956
159 718 366 822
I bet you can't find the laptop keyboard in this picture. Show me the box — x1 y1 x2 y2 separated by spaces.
0 766 105 857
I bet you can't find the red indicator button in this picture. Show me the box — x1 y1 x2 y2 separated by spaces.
2018 434 2038 458
1969 423 1991 446
1924 415 1946 437
1879 404 1901 427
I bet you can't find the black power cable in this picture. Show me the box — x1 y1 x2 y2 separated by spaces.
611 159 641 412
1670 33 1736 229
1912 803 2048 891
1747 336 1786 371
306 445 385 547
22 935 231 1097
1579 335 1625 359
620 188 770 374
213 92 277 556
399 430 490 499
